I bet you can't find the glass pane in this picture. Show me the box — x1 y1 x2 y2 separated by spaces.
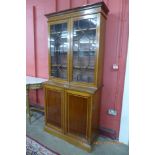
72 17 97 83
50 22 68 79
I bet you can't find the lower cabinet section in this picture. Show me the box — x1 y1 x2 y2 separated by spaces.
44 84 100 152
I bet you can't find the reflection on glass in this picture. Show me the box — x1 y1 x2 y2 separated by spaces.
50 23 68 79
72 17 97 83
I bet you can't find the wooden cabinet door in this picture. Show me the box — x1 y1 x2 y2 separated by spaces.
45 86 64 132
48 19 70 82
70 14 98 86
66 90 91 141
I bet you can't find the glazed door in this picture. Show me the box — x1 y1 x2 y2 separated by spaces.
66 90 91 141
70 14 99 85
48 20 69 81
45 86 64 132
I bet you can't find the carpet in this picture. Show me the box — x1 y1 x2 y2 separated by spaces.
26 136 59 155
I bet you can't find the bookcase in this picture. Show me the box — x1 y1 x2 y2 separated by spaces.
43 2 109 152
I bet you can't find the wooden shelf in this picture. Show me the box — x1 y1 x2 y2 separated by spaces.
52 64 67 68
50 31 67 35
73 65 94 70
51 50 68 52
73 50 95 53
51 64 94 70
74 27 96 32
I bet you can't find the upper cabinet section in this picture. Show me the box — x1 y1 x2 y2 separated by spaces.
46 2 109 88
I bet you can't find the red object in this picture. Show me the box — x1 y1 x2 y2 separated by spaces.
26 0 129 138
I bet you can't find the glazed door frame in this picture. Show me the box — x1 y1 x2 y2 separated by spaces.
48 19 70 83
69 14 100 87
65 90 92 143
44 85 65 133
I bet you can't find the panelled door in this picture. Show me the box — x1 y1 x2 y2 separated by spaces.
45 86 64 132
65 90 91 141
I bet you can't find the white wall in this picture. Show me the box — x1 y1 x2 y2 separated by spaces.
119 53 129 145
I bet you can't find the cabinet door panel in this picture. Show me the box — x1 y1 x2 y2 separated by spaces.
49 20 69 80
71 15 98 84
45 87 63 130
66 91 90 139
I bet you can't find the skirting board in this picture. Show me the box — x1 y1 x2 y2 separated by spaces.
99 127 117 140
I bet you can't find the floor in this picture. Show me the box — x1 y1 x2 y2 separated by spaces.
26 112 129 155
